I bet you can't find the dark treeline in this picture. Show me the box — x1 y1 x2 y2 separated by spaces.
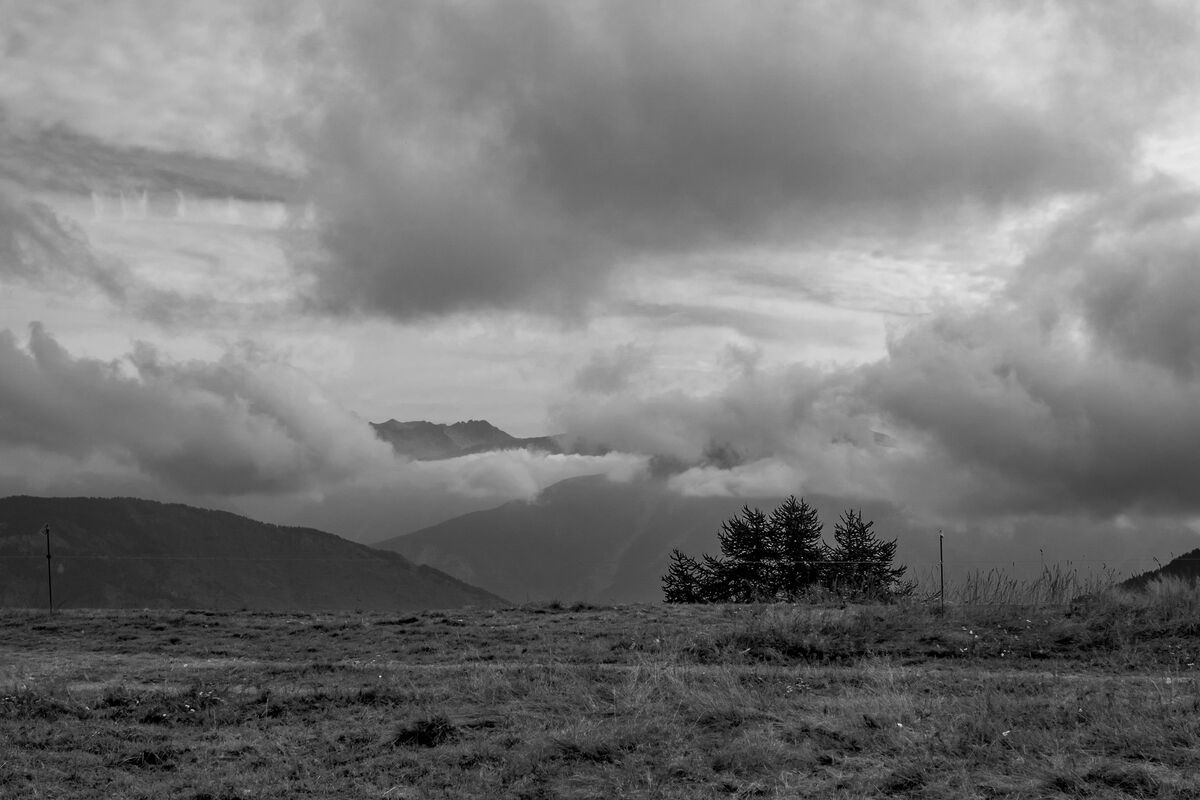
662 496 911 603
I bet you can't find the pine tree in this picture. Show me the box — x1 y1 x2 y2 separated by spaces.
699 553 732 602
663 499 912 604
825 509 908 599
768 495 825 600
661 549 706 603
715 505 773 602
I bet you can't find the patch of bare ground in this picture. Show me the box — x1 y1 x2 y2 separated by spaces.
2 587 1199 798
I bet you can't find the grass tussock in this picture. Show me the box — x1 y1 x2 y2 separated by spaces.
388 713 458 748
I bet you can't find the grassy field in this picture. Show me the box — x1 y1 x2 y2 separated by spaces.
3 582 1199 799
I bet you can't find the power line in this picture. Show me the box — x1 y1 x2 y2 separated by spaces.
0 554 1186 566
0 554 421 562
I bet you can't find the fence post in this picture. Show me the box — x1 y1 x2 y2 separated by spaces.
939 531 944 615
43 524 53 613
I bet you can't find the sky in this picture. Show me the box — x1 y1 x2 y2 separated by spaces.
3 1 1200 572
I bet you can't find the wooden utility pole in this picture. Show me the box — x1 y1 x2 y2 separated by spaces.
42 524 53 613
939 531 944 615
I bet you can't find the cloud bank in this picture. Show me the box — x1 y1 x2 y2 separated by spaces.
556 178 1200 526
0 324 646 538
0 323 389 495
299 0 1191 319
870 179 1200 518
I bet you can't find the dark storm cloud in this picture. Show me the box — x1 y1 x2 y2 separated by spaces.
0 323 393 495
1017 180 1200 379
556 176 1200 520
866 179 1200 516
300 0 1177 318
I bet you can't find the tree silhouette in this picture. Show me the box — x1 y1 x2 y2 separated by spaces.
768 496 826 600
824 508 910 599
662 499 909 603
715 505 774 602
661 549 706 603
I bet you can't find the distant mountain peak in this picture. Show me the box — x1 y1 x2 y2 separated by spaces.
370 418 562 460
451 419 496 428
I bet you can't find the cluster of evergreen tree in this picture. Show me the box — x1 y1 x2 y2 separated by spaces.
662 496 911 603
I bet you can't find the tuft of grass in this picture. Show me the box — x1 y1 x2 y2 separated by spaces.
1 683 89 721
109 748 179 771
1084 763 1163 797
549 724 641 764
882 762 927 794
388 713 459 748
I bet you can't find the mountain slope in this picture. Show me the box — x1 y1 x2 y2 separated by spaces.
0 496 505 611
375 476 928 603
374 476 768 603
370 419 561 460
1121 548 1200 590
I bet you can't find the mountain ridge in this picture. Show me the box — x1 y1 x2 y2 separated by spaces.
0 495 505 611
1121 548 1200 590
370 418 563 460
374 475 768 603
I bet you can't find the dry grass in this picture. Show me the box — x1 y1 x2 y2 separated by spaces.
948 564 1121 607
3 582 1200 798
